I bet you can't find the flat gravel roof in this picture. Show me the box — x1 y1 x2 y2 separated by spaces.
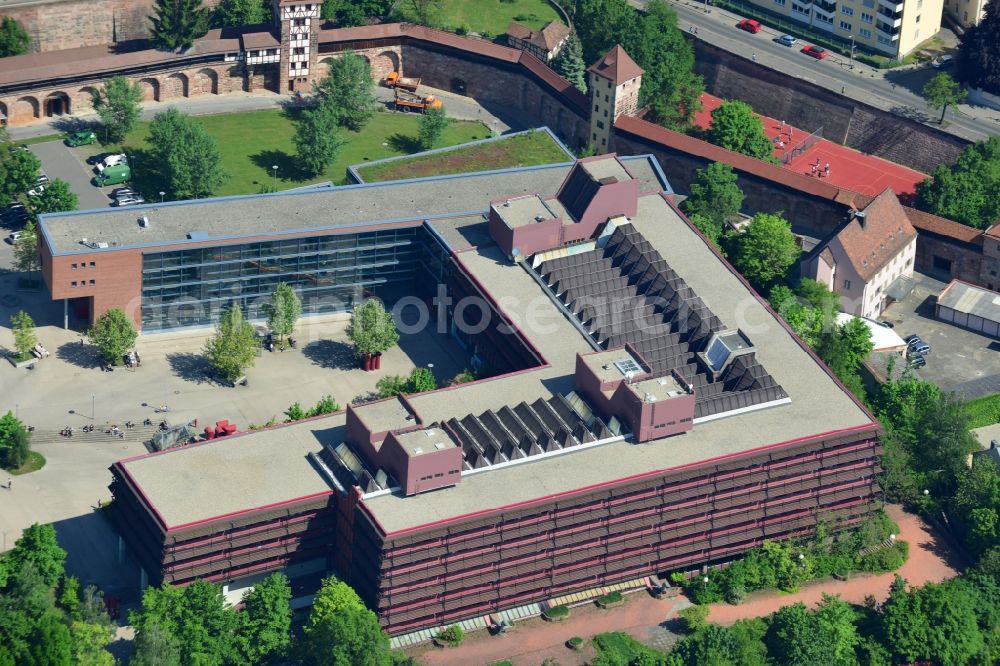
362 194 874 534
40 157 665 256
119 416 344 530
110 158 872 536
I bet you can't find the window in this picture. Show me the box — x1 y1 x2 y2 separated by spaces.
605 94 609 102
792 2 810 13
914 28 919 39
293 18 305 26
604 109 608 117
844 279 852 289
842 5 854 14
89 261 95 267
840 20 852 29
878 35 893 44
596 120 605 129
89 279 95 285
861 11 873 22
859 27 872 37
71 281 77 287
71 263 77 269
592 132 597 141
816 12 833 22
293 47 305 55
915 13 921 21
774 0 787 6
594 104 599 111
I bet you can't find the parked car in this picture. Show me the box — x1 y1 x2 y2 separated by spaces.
110 187 136 199
776 34 798 47
94 154 127 174
802 45 828 59
737 18 762 33
27 182 46 197
65 130 97 147
905 336 931 355
87 152 113 166
932 54 953 68
111 194 145 207
92 164 131 187
907 353 926 368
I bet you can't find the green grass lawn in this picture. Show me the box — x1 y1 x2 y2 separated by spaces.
8 451 46 476
356 129 571 183
397 0 562 35
78 110 489 197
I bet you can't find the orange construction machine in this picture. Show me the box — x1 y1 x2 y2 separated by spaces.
384 71 421 91
393 89 443 113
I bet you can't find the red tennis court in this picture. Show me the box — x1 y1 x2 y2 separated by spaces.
692 94 926 202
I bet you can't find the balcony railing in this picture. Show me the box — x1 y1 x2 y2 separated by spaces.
878 0 904 11
876 20 901 35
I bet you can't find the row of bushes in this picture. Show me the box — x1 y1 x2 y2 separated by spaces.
247 395 340 430
674 511 909 605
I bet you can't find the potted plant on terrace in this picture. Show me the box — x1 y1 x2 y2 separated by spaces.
346 299 399 371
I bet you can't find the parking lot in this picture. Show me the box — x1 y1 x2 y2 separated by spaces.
29 140 113 212
881 272 1000 397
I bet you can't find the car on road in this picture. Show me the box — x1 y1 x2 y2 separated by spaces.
737 19 762 34
776 34 798 47
65 130 98 147
111 194 145 207
802 45 828 59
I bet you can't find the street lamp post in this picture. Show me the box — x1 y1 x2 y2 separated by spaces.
849 35 855 69
159 191 165 203
271 165 278 189
91 394 95 421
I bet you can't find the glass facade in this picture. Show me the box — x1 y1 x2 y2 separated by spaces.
141 226 425 331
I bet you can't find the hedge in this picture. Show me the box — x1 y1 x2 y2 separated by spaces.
596 591 623 607
543 604 569 620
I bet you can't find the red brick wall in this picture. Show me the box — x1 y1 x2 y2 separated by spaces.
1 0 223 53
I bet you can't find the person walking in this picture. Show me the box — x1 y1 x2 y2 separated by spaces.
752 53 758 62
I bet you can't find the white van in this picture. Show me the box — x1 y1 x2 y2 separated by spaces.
95 154 128 173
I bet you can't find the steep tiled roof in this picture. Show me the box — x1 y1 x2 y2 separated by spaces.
538 21 572 50
588 45 643 86
506 21 533 40
834 189 917 282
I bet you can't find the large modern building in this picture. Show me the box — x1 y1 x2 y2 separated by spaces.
93 154 883 638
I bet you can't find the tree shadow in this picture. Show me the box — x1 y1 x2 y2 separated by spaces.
124 147 166 201
250 148 303 183
166 351 217 385
386 132 423 154
55 340 101 370
302 339 356 370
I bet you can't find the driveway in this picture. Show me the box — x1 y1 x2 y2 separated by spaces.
881 272 1000 397
29 140 110 212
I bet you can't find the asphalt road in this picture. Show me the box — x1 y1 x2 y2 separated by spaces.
631 0 1000 142
29 141 110 212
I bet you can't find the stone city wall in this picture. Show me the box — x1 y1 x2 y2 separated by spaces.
692 40 968 174
0 0 223 52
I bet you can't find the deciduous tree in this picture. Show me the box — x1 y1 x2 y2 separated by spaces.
30 178 78 215
92 76 144 144
347 299 399 358
263 282 302 344
726 212 799 290
27 612 72 666
4 523 66 588
211 0 271 28
681 162 744 241
417 106 450 149
922 72 966 123
301 578 391 666
234 572 292 665
10 310 37 362
552 33 587 93
916 135 1000 230
707 100 775 161
13 219 39 273
203 303 258 382
87 308 138 366
0 17 30 58
0 411 31 473
149 108 228 199
294 103 346 176
313 52 379 131
70 620 114 666
150 0 210 51
130 623 182 666
0 147 42 202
